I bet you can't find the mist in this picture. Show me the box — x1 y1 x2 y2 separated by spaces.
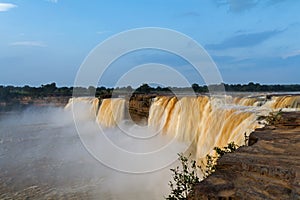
0 106 187 199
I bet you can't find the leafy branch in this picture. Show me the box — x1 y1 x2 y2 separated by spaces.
166 142 239 200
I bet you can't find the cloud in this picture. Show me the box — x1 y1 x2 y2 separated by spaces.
178 11 201 17
206 30 282 50
215 0 294 13
10 41 47 47
212 55 237 64
281 50 300 59
214 0 258 13
216 53 300 70
266 0 292 6
0 3 17 12
228 0 258 12
47 0 58 3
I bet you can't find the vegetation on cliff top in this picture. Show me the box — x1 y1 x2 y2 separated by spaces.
166 142 238 200
1 82 300 102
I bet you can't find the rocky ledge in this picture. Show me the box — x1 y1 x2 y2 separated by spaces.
189 112 300 200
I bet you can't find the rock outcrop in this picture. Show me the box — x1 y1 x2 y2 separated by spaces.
0 96 71 111
189 112 300 200
128 94 156 124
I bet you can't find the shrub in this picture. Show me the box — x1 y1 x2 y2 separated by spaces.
202 142 238 179
166 142 238 199
166 153 200 200
258 109 282 125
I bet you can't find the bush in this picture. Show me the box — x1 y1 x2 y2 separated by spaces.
202 142 238 179
166 142 239 200
258 109 282 125
166 153 200 200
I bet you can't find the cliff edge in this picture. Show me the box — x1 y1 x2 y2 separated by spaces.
189 112 300 200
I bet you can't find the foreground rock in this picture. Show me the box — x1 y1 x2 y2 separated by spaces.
190 112 300 200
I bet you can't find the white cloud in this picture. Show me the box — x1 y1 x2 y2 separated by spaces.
282 50 300 59
10 41 47 47
0 3 17 12
47 0 58 3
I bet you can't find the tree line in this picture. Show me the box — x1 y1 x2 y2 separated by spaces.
1 82 300 101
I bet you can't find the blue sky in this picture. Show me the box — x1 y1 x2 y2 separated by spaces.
0 0 300 87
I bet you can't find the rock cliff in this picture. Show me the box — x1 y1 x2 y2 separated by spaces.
128 94 157 124
189 112 300 200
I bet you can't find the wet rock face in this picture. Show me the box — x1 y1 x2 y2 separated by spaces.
128 94 156 125
189 112 300 200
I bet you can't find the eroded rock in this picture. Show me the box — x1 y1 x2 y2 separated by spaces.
189 112 300 200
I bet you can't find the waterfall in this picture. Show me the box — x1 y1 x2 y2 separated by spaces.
96 98 126 127
148 96 261 160
271 96 300 109
65 97 99 120
65 95 300 161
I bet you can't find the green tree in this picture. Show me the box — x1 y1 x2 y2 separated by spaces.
192 83 200 93
167 142 238 200
135 83 152 93
41 82 57 95
166 154 200 200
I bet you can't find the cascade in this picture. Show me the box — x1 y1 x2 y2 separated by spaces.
65 97 99 119
65 95 300 161
96 98 126 127
271 95 300 110
148 96 261 160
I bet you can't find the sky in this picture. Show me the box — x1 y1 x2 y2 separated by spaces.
0 0 300 87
